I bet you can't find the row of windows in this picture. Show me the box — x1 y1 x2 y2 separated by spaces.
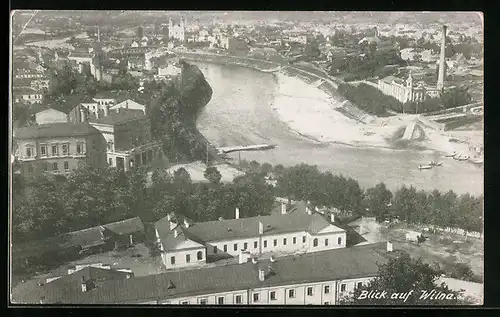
170 251 203 265
42 161 70 172
211 236 343 254
181 282 365 305
26 143 85 158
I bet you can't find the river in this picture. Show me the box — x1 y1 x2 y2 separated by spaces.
195 62 483 196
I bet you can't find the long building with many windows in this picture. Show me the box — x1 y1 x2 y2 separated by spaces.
154 204 348 271
13 123 108 177
15 241 397 304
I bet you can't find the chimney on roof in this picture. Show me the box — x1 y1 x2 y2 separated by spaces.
126 273 131 279
258 268 265 281
281 202 287 215
252 257 258 264
235 207 240 219
238 250 250 264
174 228 180 238
330 213 335 223
125 101 129 109
183 218 190 228
386 241 393 253
104 105 109 117
269 256 275 263
258 221 264 235
80 108 87 122
169 218 177 231
306 204 312 215
96 109 100 119
81 276 87 292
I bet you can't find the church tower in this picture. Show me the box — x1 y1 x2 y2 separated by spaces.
405 70 414 103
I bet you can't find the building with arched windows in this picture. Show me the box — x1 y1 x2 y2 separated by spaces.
154 202 349 270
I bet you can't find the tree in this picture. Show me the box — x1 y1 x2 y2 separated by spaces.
363 183 393 222
341 253 468 305
304 38 321 59
204 166 222 184
440 86 472 109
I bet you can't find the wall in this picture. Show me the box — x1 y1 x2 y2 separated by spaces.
160 276 376 305
85 131 108 169
161 246 206 270
35 109 68 125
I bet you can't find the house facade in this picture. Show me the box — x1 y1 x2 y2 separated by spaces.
155 206 347 271
88 109 163 171
14 123 107 177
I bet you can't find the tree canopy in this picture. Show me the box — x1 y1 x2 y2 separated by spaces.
341 253 470 305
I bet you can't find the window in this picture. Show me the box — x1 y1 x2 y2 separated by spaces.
109 158 113 166
293 237 297 244
213 246 217 254
217 297 224 305
170 256 175 265
26 147 33 158
325 239 329 246
283 238 287 245
338 237 342 245
313 238 318 247
27 166 33 175
234 243 238 251
235 295 242 304
64 161 69 170
51 145 58 156
357 282 363 289
264 240 267 248
76 143 82 154
253 293 259 302
197 251 203 260
244 242 248 250
254 241 258 249
53 162 58 171
288 289 295 298
199 298 207 305
223 245 227 252
186 254 190 263
302 236 306 243
307 287 313 296
324 302 330 305
324 286 330 294
181 301 188 305
341 284 346 292
40 144 46 156
273 239 277 247
62 144 69 155
270 291 276 301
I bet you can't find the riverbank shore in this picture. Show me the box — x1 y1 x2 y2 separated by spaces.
181 50 482 157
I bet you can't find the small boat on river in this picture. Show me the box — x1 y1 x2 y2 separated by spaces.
454 155 469 161
470 158 484 165
429 161 443 167
418 165 433 170
445 151 457 157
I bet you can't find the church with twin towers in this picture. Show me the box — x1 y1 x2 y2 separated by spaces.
168 17 186 42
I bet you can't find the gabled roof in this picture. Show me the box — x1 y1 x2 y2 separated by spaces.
68 52 94 59
89 109 145 126
157 210 345 245
12 217 145 260
14 123 101 139
15 242 394 304
45 266 131 289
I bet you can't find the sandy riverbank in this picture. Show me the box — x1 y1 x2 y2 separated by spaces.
271 72 482 155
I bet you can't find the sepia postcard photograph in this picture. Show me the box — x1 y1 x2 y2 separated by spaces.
9 10 484 306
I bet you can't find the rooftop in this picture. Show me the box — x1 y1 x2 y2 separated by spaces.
89 109 146 126
13 217 144 260
156 210 345 251
16 242 394 304
14 122 102 139
68 52 94 59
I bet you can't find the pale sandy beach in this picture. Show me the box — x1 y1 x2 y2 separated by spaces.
271 72 482 155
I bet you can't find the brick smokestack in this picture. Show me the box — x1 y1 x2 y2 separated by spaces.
437 25 447 92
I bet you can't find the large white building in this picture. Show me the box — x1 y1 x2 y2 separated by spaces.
18 241 396 304
169 18 186 42
154 203 348 271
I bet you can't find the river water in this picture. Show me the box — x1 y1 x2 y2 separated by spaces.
195 62 484 196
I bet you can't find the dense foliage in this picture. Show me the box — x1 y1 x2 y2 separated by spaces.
340 253 469 305
12 162 482 246
148 62 214 162
337 83 400 116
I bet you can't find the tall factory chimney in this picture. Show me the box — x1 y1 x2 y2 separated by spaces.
437 25 447 92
